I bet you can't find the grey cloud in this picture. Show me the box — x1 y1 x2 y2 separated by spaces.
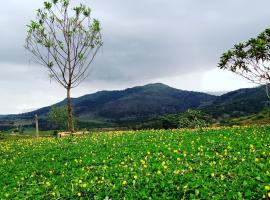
86 0 270 83
1 0 270 113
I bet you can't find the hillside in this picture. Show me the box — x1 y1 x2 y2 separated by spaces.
1 83 269 130
203 85 269 118
12 83 216 122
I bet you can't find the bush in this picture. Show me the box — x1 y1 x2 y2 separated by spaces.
160 109 213 129
48 106 69 130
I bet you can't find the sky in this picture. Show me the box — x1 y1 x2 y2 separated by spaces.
0 0 269 114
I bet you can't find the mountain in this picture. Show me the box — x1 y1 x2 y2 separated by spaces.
1 83 269 130
17 83 217 122
203 85 269 118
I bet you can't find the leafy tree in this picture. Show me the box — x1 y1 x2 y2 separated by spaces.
48 106 68 130
160 109 213 129
160 115 179 129
218 28 270 97
25 0 103 132
14 120 25 134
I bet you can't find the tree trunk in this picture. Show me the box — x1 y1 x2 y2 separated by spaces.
67 87 75 133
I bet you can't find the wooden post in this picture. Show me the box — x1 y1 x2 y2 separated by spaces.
35 114 39 138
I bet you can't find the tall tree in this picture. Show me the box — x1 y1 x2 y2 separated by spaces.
25 0 102 132
218 28 270 97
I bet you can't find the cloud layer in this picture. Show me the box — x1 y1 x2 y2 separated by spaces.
0 0 268 113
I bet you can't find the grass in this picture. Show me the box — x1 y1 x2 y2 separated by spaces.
0 126 270 199
20 128 54 137
227 109 270 126
1 128 54 138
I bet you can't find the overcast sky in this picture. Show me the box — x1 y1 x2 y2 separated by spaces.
0 0 269 114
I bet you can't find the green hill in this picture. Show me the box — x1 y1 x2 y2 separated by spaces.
2 83 216 129
1 83 269 130
203 86 269 118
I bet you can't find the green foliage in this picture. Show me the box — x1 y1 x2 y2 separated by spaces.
0 126 270 199
203 85 269 118
219 108 270 126
160 109 213 129
0 132 6 140
44 2 52 9
73 4 91 17
48 106 68 130
92 19 101 32
218 27 270 85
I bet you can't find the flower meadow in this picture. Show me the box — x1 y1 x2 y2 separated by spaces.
0 126 270 199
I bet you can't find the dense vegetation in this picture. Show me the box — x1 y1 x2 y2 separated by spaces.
1 126 270 199
160 109 212 129
135 109 213 130
203 86 269 118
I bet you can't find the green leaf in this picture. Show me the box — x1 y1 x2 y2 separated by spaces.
44 2 52 9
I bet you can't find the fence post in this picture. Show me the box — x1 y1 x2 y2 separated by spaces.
35 114 39 138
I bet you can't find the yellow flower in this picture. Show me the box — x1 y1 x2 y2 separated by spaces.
46 181 51 187
211 173 215 177
78 180 82 184
177 157 180 161
122 180 127 185
268 192 270 198
265 185 270 190
220 174 225 180
51 192 55 196
134 175 138 180
157 170 162 175
163 165 168 170
255 158 259 162
77 192 81 197
82 183 87 188
183 151 187 157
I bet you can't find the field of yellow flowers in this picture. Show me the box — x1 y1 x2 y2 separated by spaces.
0 126 270 199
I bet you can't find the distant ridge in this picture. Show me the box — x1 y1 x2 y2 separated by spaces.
203 86 269 117
3 83 216 122
0 83 268 130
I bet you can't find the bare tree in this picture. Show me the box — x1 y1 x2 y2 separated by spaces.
25 0 103 132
